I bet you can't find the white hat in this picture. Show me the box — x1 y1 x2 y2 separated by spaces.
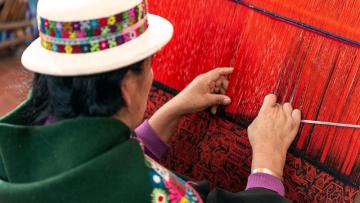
21 0 173 76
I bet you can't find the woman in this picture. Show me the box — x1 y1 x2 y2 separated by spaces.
0 0 301 202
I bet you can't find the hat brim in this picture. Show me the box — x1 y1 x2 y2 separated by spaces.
21 14 174 76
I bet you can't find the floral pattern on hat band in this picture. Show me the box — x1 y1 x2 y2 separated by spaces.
39 0 149 54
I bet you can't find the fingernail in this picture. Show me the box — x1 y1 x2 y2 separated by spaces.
223 97 231 105
211 108 217 115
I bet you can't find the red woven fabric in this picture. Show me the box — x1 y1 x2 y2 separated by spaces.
148 0 360 201
146 85 359 202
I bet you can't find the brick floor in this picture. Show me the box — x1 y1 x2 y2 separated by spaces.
0 57 32 117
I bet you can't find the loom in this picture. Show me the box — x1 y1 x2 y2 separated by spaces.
145 0 360 202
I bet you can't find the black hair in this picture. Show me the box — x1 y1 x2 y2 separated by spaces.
28 60 144 125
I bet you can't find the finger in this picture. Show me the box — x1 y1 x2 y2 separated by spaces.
211 106 218 115
292 109 301 125
288 109 301 141
207 67 234 80
220 87 226 95
215 77 223 87
208 94 231 106
215 76 230 90
260 94 277 112
283 103 293 116
221 79 230 90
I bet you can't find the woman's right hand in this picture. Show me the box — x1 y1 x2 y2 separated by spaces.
248 94 301 180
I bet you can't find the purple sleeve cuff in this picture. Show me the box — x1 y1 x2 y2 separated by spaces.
246 173 285 196
135 120 170 161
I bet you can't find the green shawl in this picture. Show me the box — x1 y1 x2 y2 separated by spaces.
0 99 152 202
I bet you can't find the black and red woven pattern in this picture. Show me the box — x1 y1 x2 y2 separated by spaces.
145 83 359 202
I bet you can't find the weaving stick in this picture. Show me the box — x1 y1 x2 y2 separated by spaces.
301 120 360 129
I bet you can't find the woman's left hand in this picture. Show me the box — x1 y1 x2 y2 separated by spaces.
148 67 233 142
168 67 234 116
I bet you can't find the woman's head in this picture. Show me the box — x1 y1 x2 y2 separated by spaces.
22 0 173 129
29 57 154 129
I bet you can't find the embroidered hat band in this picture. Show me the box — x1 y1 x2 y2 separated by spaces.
39 1 148 54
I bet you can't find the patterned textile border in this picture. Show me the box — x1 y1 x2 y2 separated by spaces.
145 81 359 202
39 0 148 54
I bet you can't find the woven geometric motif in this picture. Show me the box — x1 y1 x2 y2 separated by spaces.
145 83 359 202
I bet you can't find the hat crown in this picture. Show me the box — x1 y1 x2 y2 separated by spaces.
38 0 143 21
